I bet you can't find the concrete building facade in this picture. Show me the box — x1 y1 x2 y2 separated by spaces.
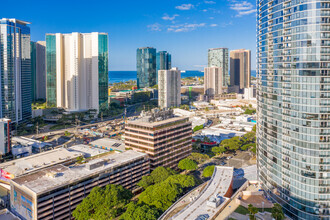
158 67 181 109
10 151 149 220
0 18 32 124
0 118 11 157
125 109 192 170
230 49 251 92
46 32 109 113
208 48 229 87
156 51 171 83
204 67 224 98
31 41 46 101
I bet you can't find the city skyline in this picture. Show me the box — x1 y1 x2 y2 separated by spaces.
0 0 257 71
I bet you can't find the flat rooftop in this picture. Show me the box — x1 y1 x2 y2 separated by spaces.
68 144 110 157
12 136 52 147
172 166 233 220
0 209 20 220
0 148 81 177
127 116 188 128
89 138 125 152
11 150 148 195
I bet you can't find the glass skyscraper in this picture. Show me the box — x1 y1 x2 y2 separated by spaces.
46 32 109 113
0 18 32 124
208 48 229 87
257 1 330 219
156 51 171 83
31 41 46 102
137 47 156 88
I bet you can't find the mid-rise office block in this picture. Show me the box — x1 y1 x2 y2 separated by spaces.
158 67 181 109
10 150 149 220
125 109 192 170
257 0 330 219
0 18 32 123
156 51 171 83
204 67 224 97
0 119 11 157
46 32 109 113
31 41 46 101
230 49 251 92
137 47 156 88
208 48 229 87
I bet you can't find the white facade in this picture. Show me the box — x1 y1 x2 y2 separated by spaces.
158 68 181 109
204 67 224 97
52 33 101 112
0 118 11 156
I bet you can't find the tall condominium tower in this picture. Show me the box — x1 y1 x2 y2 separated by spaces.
156 51 171 83
137 47 156 88
208 48 229 87
158 67 181 109
204 67 224 97
0 18 32 124
31 41 46 101
0 118 11 157
46 32 109 113
257 1 330 219
230 49 251 91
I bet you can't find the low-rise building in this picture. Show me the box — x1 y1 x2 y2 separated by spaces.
10 150 149 220
125 109 192 170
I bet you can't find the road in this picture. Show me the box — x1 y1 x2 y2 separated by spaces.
27 104 140 139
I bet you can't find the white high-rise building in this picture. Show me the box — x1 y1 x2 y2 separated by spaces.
204 67 224 97
158 67 181 109
46 32 109 113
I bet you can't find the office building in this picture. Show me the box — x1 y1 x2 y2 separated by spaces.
0 119 11 157
46 32 109 113
204 67 224 98
0 18 32 123
156 51 171 82
137 47 156 88
125 109 192 170
10 150 149 220
31 41 46 101
158 67 181 109
230 49 251 92
208 48 229 87
257 1 330 219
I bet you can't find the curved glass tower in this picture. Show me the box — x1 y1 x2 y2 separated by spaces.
257 0 330 219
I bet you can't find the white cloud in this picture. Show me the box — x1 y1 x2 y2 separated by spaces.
230 1 256 16
205 1 216 4
167 23 206 32
147 23 162 31
162 14 179 21
209 17 215 19
210 24 218 27
202 9 208 12
175 4 194 10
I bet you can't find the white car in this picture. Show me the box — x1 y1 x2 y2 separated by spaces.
227 156 232 159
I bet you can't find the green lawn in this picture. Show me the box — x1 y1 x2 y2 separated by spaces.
234 205 249 215
50 124 68 130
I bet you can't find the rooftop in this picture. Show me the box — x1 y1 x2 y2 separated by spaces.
172 166 233 220
11 150 148 195
0 209 20 220
89 138 125 152
67 144 110 157
12 136 52 148
0 18 31 25
0 148 81 178
127 115 188 128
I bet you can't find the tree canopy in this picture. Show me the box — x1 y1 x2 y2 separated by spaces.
188 153 210 164
202 165 215 177
120 202 161 220
248 204 258 220
72 184 133 220
271 204 285 220
137 167 176 189
178 158 198 171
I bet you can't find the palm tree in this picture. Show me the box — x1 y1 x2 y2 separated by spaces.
248 204 258 220
271 204 285 220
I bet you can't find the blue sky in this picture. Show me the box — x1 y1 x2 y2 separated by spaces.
1 0 257 71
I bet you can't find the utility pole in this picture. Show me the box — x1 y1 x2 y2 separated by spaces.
36 122 39 135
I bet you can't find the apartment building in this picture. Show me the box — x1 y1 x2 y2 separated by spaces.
125 109 192 170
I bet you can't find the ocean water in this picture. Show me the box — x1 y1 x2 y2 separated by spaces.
109 70 257 84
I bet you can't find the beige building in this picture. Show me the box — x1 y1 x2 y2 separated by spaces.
10 150 149 220
204 67 224 98
230 49 251 91
158 67 181 109
125 109 192 170
46 32 108 113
